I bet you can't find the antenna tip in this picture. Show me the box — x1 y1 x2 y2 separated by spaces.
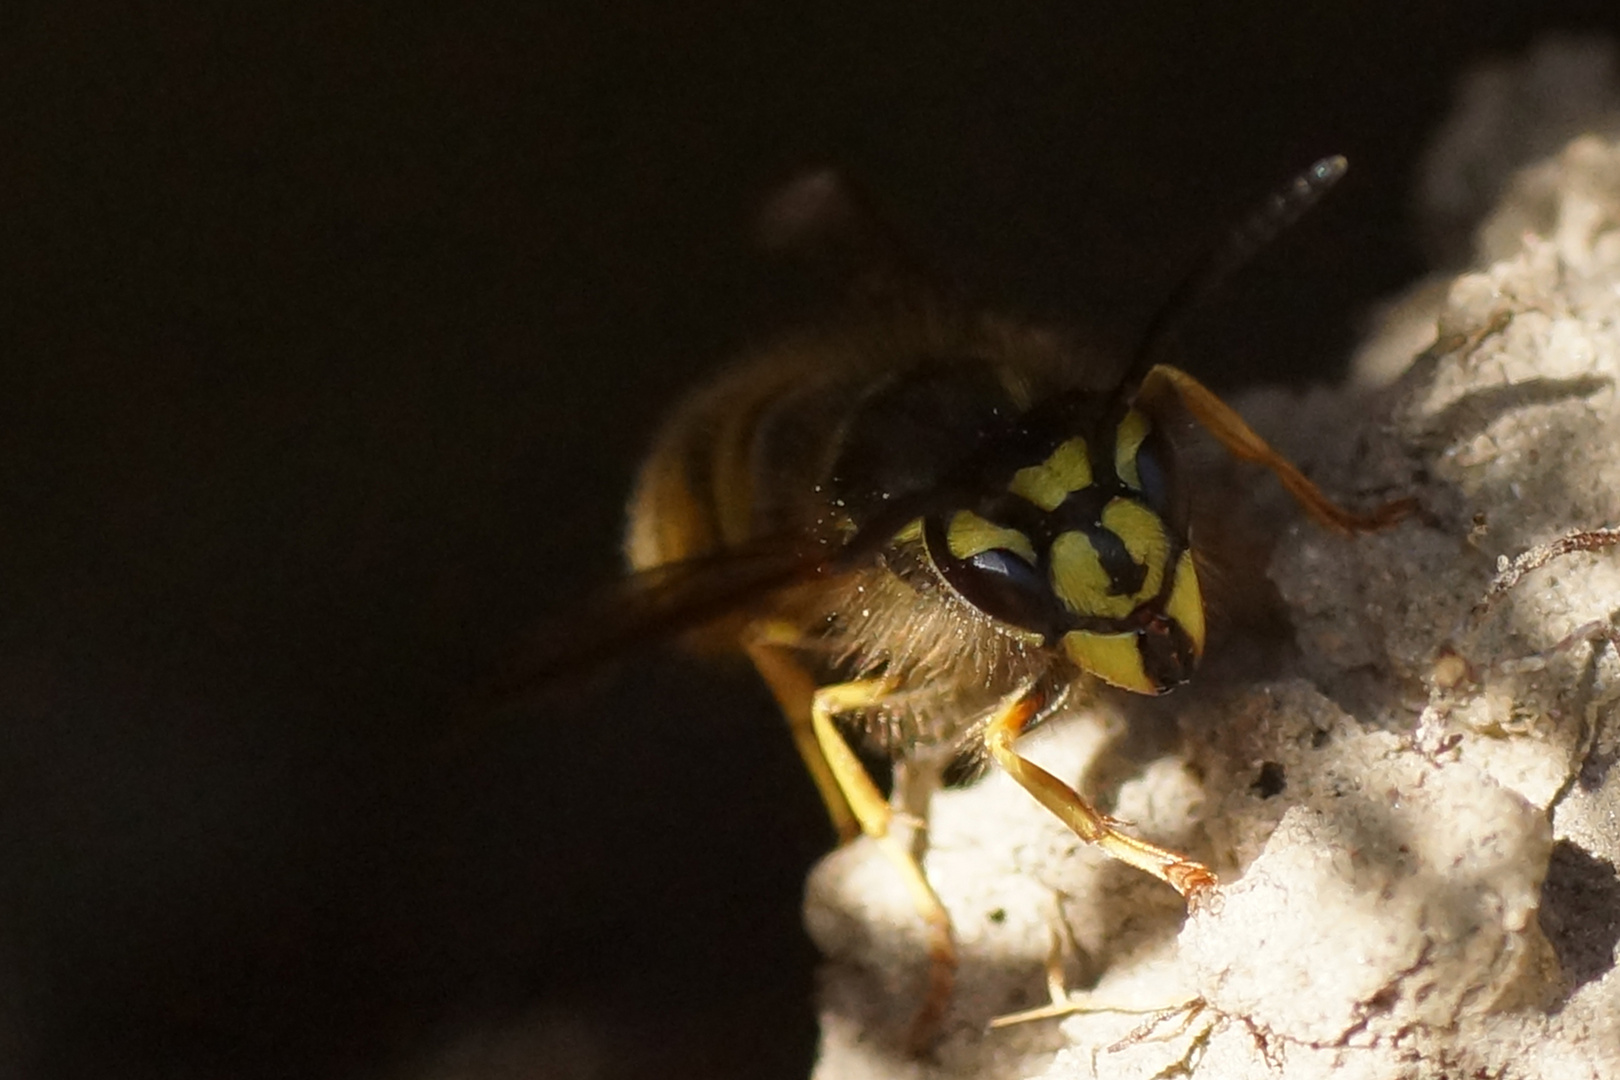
1312 155 1349 184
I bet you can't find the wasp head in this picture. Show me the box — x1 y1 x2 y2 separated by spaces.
919 403 1205 696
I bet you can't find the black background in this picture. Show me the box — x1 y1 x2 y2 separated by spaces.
3 5 1617 1079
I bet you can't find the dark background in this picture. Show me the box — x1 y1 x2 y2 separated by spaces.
2 5 1617 1079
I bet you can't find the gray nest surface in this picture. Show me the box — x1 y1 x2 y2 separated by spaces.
811 40 1620 1080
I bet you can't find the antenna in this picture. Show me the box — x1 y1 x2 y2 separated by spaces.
1116 155 1349 398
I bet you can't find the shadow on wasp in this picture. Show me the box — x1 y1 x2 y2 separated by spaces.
489 157 1413 1055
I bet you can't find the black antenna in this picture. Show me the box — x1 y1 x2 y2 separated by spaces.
1116 155 1349 398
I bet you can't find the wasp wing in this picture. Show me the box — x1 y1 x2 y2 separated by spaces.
466 537 843 722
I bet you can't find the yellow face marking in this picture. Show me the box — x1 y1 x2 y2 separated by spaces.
1101 498 1168 604
1166 550 1205 659
1114 408 1151 491
1049 531 1134 619
1062 629 1154 695
1009 437 1091 512
1050 498 1172 619
946 510 1037 565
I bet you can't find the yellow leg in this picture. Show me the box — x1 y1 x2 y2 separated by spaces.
983 686 1216 900
743 624 957 1052
808 678 959 1054
744 629 858 843
1139 364 1413 535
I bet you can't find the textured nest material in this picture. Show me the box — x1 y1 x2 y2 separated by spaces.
811 39 1620 1080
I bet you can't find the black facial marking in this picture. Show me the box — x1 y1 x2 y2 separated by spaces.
1084 524 1147 597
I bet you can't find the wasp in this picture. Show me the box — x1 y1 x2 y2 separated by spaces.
516 157 1410 1052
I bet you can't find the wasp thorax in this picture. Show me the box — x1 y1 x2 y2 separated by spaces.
916 405 1206 697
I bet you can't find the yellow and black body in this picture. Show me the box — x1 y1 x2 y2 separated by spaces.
541 159 1409 1051
626 306 1216 773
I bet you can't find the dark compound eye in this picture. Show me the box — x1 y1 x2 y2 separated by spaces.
1134 435 1168 507
966 546 1045 597
1131 424 1184 530
924 514 1059 635
954 547 1057 632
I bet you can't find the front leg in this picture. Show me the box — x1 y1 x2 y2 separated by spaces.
1138 363 1413 534
981 685 1216 900
808 678 959 1055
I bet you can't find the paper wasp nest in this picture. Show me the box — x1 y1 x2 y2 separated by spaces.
811 39 1620 1080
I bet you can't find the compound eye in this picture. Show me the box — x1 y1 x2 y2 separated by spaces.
955 547 1055 631
967 546 1044 594
1133 425 1184 529
928 512 1056 633
1115 409 1182 526
1134 434 1168 507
